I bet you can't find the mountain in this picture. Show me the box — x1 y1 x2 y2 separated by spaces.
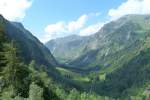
72 14 150 72
0 15 57 68
45 35 89 63
46 15 150 72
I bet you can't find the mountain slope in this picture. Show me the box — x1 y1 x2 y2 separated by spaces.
72 15 150 71
96 36 150 98
0 15 57 68
45 35 89 63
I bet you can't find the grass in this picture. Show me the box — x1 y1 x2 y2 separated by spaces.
99 73 106 81
56 67 90 82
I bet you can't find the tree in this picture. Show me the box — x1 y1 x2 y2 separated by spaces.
66 89 80 100
0 30 7 93
28 60 36 71
3 41 30 97
0 30 7 73
55 87 66 99
80 92 87 100
29 82 44 100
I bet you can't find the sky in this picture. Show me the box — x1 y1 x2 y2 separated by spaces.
0 0 150 43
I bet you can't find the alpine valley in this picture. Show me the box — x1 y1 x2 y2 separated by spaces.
1 14 150 100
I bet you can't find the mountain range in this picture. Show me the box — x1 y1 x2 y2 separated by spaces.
46 15 150 72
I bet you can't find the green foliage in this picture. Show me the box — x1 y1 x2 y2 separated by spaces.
66 89 80 100
2 41 30 97
0 29 7 72
0 30 59 100
96 47 150 98
65 89 113 100
29 82 44 100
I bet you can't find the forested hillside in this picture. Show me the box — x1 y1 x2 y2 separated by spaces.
0 15 57 68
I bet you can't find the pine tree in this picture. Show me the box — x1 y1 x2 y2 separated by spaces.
29 82 44 100
0 30 7 93
0 29 7 72
3 41 29 97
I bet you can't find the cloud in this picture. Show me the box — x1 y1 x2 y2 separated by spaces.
42 22 68 42
42 12 104 43
45 22 66 34
68 14 88 33
108 0 150 20
79 22 104 36
0 0 32 21
42 14 88 42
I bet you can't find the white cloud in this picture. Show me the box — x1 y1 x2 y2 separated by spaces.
42 13 105 43
42 21 68 43
0 0 32 21
42 14 89 42
68 14 88 33
79 23 104 36
45 22 66 34
108 0 150 20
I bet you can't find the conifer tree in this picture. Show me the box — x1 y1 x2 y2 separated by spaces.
3 41 29 97
29 82 44 100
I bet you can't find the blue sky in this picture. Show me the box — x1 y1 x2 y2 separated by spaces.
0 0 150 42
22 0 126 42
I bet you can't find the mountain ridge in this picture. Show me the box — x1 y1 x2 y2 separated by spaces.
46 14 150 71
0 14 58 68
